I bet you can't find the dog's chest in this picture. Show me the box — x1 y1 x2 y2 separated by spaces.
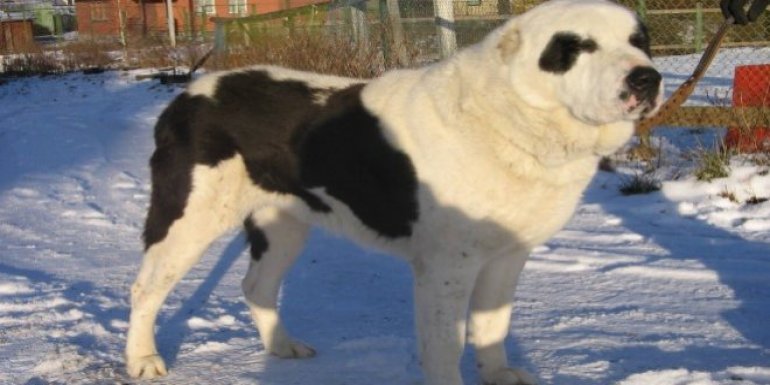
411 156 595 253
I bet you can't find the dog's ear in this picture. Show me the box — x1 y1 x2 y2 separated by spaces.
497 26 520 61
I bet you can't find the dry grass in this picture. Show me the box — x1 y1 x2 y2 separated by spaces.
1 43 60 76
717 188 739 203
205 30 396 78
59 39 119 70
2 24 418 80
2 39 117 76
122 36 213 70
745 196 769 205
693 143 732 182
619 173 662 195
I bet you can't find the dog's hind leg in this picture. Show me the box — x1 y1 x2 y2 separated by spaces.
469 253 537 385
241 208 315 359
126 158 247 379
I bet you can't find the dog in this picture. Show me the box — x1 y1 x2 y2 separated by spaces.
125 0 662 383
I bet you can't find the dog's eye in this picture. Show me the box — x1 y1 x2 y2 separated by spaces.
539 32 598 74
629 25 652 57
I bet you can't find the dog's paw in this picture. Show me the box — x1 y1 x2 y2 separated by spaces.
483 367 538 385
270 340 316 359
126 354 168 379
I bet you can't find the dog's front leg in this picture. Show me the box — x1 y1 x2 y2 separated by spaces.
469 254 538 385
412 258 481 385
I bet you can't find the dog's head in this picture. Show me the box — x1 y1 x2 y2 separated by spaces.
495 0 663 125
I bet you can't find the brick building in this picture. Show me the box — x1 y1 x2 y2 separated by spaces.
75 0 328 38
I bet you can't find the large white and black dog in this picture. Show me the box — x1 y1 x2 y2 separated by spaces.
126 0 662 383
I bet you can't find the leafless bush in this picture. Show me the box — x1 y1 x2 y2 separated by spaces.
59 39 119 70
1 43 60 76
205 27 417 78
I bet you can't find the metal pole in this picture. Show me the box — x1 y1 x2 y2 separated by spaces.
386 0 408 65
434 0 456 58
695 2 704 52
166 0 176 47
350 0 369 47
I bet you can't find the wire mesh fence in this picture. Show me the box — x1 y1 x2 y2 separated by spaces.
623 0 770 143
1 0 769 136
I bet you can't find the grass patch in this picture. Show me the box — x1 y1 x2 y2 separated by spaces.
1 43 60 76
2 25 419 80
694 144 732 182
745 196 769 205
717 188 739 203
619 173 662 196
204 28 412 78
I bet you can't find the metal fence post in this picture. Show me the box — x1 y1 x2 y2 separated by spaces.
213 19 226 53
200 12 208 39
387 0 408 65
350 0 369 47
434 0 456 58
637 0 647 22
165 0 176 47
119 9 127 47
695 2 704 52
378 0 391 65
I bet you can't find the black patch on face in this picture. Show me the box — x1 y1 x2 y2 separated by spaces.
539 32 598 74
243 217 269 261
630 22 652 58
298 85 420 238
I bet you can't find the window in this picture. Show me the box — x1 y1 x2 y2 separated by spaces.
196 0 216 15
90 1 109 21
228 0 246 15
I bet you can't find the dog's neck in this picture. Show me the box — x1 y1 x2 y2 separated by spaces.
360 47 634 183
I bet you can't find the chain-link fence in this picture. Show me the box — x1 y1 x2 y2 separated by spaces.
2 0 769 136
212 0 770 136
622 0 770 141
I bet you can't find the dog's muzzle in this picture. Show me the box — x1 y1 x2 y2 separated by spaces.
622 66 662 114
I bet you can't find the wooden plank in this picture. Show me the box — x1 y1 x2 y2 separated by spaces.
398 14 510 23
211 2 329 24
657 107 770 128
652 40 770 51
646 7 721 15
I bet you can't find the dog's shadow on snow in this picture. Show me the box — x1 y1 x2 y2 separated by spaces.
155 232 254 368
0 262 131 383
571 169 770 384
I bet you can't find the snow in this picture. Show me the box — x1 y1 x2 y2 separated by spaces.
1 57 769 384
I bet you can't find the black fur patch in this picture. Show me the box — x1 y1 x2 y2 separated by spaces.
630 22 652 58
243 217 269 261
142 94 198 250
539 32 598 74
298 85 420 238
143 69 419 247
209 70 333 212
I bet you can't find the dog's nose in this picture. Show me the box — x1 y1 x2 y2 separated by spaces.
626 66 662 96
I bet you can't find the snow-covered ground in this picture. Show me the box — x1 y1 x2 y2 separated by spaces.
1 60 769 385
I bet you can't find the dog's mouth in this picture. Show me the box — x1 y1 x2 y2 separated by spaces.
620 89 660 118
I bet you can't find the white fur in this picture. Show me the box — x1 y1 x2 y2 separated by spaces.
187 64 364 99
126 1 661 384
